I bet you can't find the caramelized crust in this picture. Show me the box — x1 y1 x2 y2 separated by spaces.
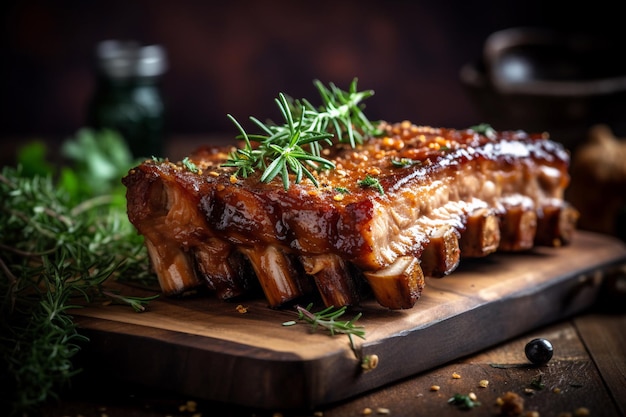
123 121 576 309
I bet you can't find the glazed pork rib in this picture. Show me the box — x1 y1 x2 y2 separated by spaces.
123 121 578 309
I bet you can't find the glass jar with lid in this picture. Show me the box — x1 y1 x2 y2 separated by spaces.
87 40 167 159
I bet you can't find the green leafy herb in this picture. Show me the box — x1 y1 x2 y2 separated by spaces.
391 157 421 168
334 186 351 194
448 393 481 409
182 156 199 173
223 78 380 189
1 129 157 415
470 123 496 139
298 78 379 148
59 128 137 201
15 140 55 177
530 374 546 390
489 362 527 369
283 303 365 350
358 174 384 195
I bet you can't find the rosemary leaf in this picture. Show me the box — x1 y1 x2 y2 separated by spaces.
358 174 384 195
289 303 366 340
224 78 379 189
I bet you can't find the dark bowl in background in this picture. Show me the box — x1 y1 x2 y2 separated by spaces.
460 27 626 152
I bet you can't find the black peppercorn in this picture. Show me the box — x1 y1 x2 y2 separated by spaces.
525 338 554 365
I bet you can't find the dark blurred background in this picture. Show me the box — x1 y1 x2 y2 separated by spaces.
2 0 626 237
2 0 624 144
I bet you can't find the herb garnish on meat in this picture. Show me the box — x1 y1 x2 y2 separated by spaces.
223 78 381 189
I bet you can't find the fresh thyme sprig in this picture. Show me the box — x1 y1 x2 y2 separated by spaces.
223 78 380 189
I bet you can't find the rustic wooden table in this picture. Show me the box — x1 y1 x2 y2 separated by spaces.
39 287 626 417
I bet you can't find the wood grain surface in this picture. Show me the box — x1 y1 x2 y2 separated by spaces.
71 231 626 410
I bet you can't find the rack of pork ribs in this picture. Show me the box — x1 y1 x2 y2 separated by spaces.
123 121 579 310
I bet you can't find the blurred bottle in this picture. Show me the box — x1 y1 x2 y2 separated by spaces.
87 40 167 159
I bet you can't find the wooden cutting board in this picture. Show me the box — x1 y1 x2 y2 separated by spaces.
72 231 626 410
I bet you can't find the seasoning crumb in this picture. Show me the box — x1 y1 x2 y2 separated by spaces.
574 407 590 416
452 372 461 379
553 387 562 394
178 400 197 413
229 174 238 184
524 388 535 395
333 193 344 201
430 385 440 391
478 379 489 388
524 411 540 417
236 304 248 314
376 407 390 415
313 412 324 417
361 354 379 371
362 407 373 415
497 391 524 416
468 392 477 401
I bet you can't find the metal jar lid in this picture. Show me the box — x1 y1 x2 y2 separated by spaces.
96 40 167 79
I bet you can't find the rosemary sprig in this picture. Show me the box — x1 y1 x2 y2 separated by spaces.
223 78 380 189
1 130 157 415
297 79 378 148
296 303 365 338
283 303 365 353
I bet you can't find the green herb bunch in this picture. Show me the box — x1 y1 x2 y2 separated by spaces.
0 129 156 415
223 78 380 189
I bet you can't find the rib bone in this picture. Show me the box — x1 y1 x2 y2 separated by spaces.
498 198 538 251
420 225 461 278
362 256 425 309
193 239 248 300
300 254 360 307
535 201 579 247
145 239 201 295
459 208 501 258
240 245 311 307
